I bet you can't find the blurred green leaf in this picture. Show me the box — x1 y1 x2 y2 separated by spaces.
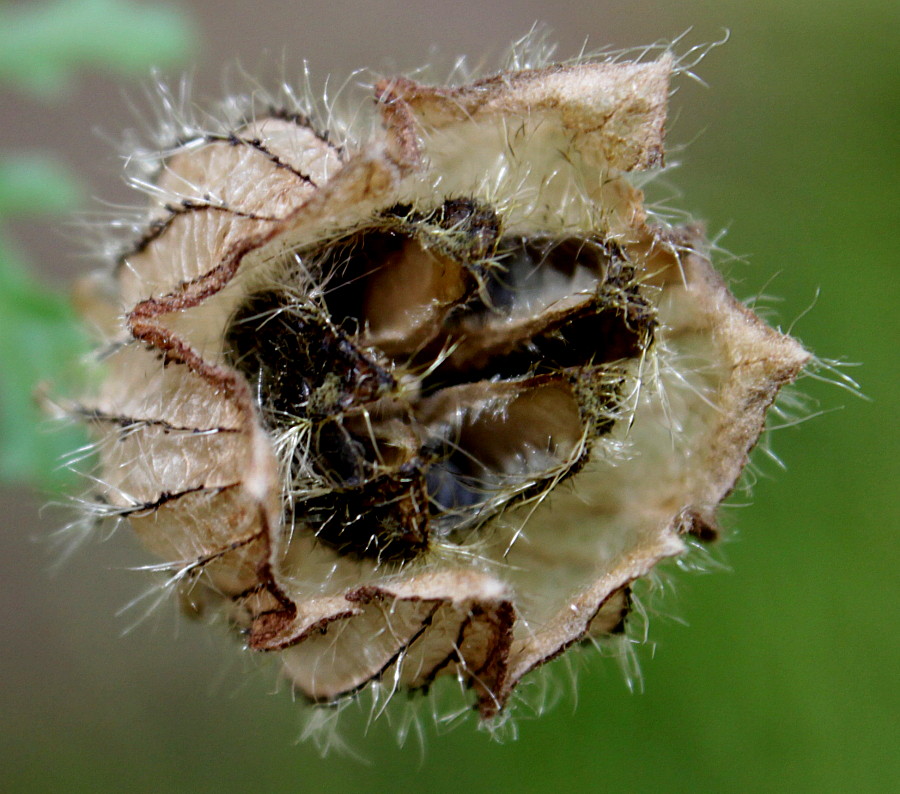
0 156 87 489
0 155 82 216
0 0 195 97
0 233 88 489
0 0 196 489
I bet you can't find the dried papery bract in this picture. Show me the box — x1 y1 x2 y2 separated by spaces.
74 48 809 730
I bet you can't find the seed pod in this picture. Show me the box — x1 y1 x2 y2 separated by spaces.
74 47 809 723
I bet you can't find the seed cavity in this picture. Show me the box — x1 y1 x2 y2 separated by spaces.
226 198 655 560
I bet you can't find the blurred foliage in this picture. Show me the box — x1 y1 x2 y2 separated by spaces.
0 0 193 97
0 158 85 487
0 0 194 488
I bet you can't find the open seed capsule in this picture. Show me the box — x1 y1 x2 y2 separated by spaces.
75 49 809 720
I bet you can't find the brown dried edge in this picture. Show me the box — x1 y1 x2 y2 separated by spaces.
373 57 671 171
251 581 515 717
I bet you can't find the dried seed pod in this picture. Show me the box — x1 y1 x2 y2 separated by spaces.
74 45 809 726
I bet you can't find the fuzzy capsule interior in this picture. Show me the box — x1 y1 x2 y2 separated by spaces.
75 50 809 719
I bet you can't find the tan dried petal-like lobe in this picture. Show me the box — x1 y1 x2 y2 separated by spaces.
76 51 809 724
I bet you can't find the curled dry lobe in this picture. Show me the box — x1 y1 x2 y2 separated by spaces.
75 53 809 719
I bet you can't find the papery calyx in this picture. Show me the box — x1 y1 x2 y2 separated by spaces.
74 48 809 722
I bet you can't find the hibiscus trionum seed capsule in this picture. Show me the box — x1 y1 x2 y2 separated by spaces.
72 43 809 726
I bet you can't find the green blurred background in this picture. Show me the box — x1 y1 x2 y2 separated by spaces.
1 1 896 791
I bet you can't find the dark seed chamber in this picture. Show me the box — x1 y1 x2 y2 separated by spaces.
226 199 655 561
